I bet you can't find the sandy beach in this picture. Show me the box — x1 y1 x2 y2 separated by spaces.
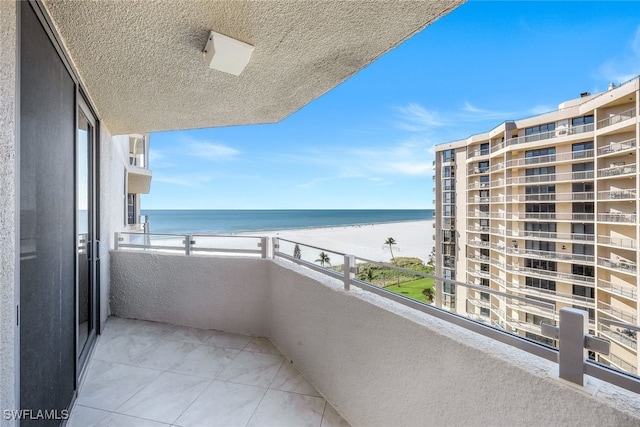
241 219 435 263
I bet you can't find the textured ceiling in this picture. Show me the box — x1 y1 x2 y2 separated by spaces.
43 0 464 134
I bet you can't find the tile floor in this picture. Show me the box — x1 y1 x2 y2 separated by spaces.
69 317 350 427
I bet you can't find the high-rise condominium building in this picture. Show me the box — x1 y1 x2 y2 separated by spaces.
434 77 639 376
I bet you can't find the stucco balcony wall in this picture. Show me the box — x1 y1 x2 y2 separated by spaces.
110 251 640 426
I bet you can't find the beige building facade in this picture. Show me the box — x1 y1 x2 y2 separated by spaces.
434 77 640 376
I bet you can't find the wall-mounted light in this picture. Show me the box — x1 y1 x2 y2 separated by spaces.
562 245 566 250
203 31 254 76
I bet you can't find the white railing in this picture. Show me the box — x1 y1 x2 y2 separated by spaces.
598 189 636 200
505 149 594 168
508 265 595 285
599 279 638 300
597 108 636 129
598 138 637 155
599 324 637 351
507 248 594 263
114 232 267 257
509 192 594 202
598 257 637 274
597 164 636 178
507 170 594 185
597 301 638 324
511 212 595 221
597 235 637 249
597 213 637 223
508 229 594 242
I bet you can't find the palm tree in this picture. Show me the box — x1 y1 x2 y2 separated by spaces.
293 244 301 259
422 287 435 304
315 251 331 267
384 237 396 261
358 266 375 283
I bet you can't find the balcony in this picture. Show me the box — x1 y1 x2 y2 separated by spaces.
510 192 595 203
598 324 637 352
599 279 638 301
598 138 637 156
597 213 637 223
72 317 343 426
597 235 637 249
597 108 637 130
598 189 637 200
506 170 593 186
597 163 636 178
505 149 594 168
105 235 640 425
598 257 638 275
597 301 638 324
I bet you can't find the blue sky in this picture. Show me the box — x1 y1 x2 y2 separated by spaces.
145 1 640 210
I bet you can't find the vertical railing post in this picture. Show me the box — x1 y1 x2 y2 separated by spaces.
260 237 268 259
558 307 588 386
343 254 355 291
185 234 192 255
272 237 279 259
114 232 119 250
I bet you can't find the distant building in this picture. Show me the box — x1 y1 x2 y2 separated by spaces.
434 77 639 375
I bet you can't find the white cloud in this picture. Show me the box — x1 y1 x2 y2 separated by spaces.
154 173 213 187
598 25 640 84
394 103 446 131
186 140 240 160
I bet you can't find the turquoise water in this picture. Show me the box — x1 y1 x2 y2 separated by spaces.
141 209 434 234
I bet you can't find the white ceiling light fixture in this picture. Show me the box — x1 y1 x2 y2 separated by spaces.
203 31 254 76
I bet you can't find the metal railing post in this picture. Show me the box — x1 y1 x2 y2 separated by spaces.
272 237 279 258
260 237 268 259
185 234 193 255
114 232 119 250
541 307 610 387
343 254 355 290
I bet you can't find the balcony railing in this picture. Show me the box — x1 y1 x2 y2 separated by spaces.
597 108 636 129
597 235 637 249
507 170 593 185
599 279 638 300
507 248 594 263
491 123 596 154
598 257 638 274
505 149 594 168
509 192 594 203
508 229 594 242
597 301 638 324
513 212 595 222
598 138 637 156
508 265 595 285
598 189 637 200
467 148 490 159
112 232 640 395
597 213 637 223
598 324 637 351
597 163 636 178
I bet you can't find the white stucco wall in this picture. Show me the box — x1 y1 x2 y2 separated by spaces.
109 252 640 426
98 132 129 329
0 2 18 424
110 252 270 336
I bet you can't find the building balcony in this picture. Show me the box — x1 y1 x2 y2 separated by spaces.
467 148 490 159
506 170 594 186
597 301 638 325
598 257 638 275
596 107 637 130
598 324 637 352
74 317 343 426
599 279 638 301
598 189 637 200
598 138 637 156
597 235 637 249
508 229 594 243
509 192 594 203
510 212 595 222
508 281 595 307
506 248 594 264
468 239 491 248
491 123 595 155
597 163 636 179
597 213 637 223
468 166 490 175
505 149 594 168
507 264 595 286
104 235 640 425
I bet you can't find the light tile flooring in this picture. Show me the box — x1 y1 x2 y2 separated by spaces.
69 317 350 427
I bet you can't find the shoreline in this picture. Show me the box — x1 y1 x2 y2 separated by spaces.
239 219 435 263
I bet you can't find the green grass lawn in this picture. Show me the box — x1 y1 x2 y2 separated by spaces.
383 277 434 303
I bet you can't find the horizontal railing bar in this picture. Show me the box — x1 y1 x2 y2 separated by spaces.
274 251 343 280
191 248 261 254
598 318 640 332
584 361 640 394
117 244 186 251
277 238 347 257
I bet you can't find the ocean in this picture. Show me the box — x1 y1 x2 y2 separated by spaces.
140 209 434 234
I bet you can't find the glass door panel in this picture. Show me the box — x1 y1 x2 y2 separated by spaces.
77 109 92 357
